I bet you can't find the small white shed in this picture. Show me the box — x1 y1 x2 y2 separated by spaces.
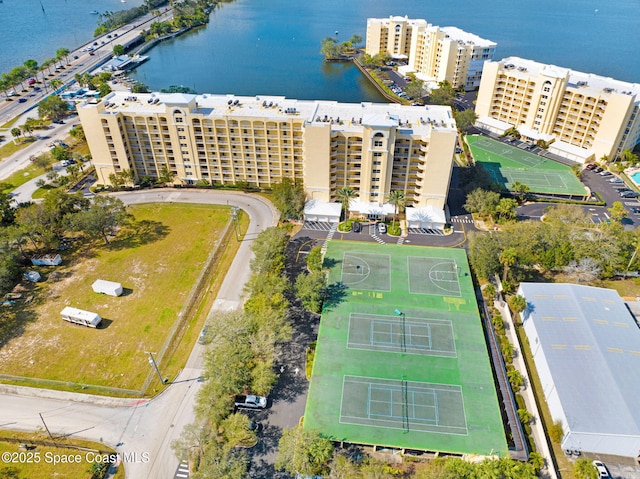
92 279 123 297
60 306 102 328
31 254 62 266
23 271 42 282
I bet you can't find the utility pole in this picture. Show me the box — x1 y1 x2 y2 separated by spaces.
145 351 167 384
39 413 56 445
231 206 240 241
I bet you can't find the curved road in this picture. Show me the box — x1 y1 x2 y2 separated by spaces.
0 189 278 479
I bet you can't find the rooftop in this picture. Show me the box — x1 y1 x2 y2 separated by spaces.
441 26 497 48
519 283 640 437
497 57 640 102
85 92 457 134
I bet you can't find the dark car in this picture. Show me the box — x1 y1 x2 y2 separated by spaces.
353 222 362 233
631 207 640 214
621 191 639 198
585 163 596 170
18 98 27 103
594 167 604 173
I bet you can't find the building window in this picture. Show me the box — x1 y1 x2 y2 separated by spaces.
374 140 383 147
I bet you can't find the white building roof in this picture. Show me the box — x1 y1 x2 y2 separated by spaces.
499 57 640 102
60 306 100 321
519 283 640 442
441 26 496 48
475 116 512 133
303 200 341 218
548 140 594 161
517 125 554 142
89 92 457 136
405 206 446 224
350 201 395 216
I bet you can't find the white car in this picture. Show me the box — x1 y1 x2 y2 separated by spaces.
608 177 623 183
7 90 16 97
592 460 611 479
377 222 387 234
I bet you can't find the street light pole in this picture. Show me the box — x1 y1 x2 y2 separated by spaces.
231 206 240 241
145 351 167 384
394 309 406 353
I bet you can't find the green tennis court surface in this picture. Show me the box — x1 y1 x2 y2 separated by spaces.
304 242 507 456
467 135 587 196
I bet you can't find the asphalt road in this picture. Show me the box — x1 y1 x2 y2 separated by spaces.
0 9 173 125
0 190 278 479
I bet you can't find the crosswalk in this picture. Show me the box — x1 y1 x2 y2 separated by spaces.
396 236 405 245
321 223 337 255
174 461 189 479
407 228 445 236
450 216 473 224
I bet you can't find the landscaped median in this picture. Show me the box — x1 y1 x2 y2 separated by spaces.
0 203 248 396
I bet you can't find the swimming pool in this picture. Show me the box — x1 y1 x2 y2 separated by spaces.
631 171 640 186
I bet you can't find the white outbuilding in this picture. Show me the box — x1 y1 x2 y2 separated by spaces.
303 199 342 223
60 306 102 328
92 279 123 297
518 282 640 458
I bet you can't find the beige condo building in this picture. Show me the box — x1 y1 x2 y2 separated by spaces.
475 57 640 163
365 16 496 90
78 92 457 220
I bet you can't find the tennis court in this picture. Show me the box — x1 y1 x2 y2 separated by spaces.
467 135 587 196
340 376 467 435
347 313 456 358
304 242 507 456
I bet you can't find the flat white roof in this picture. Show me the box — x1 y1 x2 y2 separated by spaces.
92 279 122 289
441 26 496 48
88 92 457 136
549 140 594 160
405 206 446 224
476 116 512 132
303 200 341 217
60 306 100 321
498 56 640 102
350 201 396 216
518 125 554 142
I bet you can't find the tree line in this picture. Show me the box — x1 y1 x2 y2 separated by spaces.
0 49 71 99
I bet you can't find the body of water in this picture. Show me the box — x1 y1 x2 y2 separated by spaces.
1 0 638 103
0 0 144 74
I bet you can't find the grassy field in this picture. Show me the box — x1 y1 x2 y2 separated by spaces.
0 203 241 392
0 431 124 479
0 162 49 192
0 137 34 162
467 136 587 196
304 241 507 456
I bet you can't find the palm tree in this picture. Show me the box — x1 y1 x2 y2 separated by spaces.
336 187 357 221
50 79 63 91
499 248 517 283
56 48 70 66
388 190 405 224
11 127 22 144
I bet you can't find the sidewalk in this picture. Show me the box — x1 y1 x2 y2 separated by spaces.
495 299 558 479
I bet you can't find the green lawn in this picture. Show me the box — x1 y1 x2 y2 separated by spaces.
304 241 507 456
467 136 587 196
0 431 125 479
0 203 239 392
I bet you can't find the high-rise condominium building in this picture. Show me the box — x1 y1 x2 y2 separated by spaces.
78 92 457 213
365 16 496 90
475 57 640 163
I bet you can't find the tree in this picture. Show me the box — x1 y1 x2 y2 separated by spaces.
388 190 405 224
495 197 518 222
608 201 627 222
404 78 425 100
517 408 533 425
463 188 500 218
306 246 323 273
71 196 129 244
69 125 86 141
507 367 524 391
428 80 455 107
548 420 564 443
250 227 289 276
132 82 150 93
499 248 518 282
113 44 125 56
512 181 530 203
563 257 602 283
453 108 477 132
574 458 598 479
349 34 363 48
272 178 306 220
295 271 326 313
38 95 67 120
56 47 70 65
275 426 333 477
50 145 69 163
336 187 357 221
328 454 360 479
508 294 527 316
10 127 22 144
24 59 38 76
0 251 21 297
619 148 639 165
320 36 341 58
157 164 175 185
219 413 257 450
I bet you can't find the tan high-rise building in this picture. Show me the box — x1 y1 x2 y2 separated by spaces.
78 92 457 214
365 17 496 90
475 57 640 163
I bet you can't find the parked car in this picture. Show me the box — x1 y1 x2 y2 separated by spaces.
594 167 604 173
621 191 639 198
631 207 640 214
18 98 27 103
234 395 267 409
377 222 387 234
352 222 362 233
609 177 623 183
585 163 596 170
198 325 210 345
599 170 612 176
592 461 611 479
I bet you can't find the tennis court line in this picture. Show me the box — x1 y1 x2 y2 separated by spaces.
407 256 462 297
341 251 392 292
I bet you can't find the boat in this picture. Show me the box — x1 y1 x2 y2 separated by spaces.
90 10 99 14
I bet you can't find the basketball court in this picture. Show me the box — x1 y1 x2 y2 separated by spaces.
304 241 507 456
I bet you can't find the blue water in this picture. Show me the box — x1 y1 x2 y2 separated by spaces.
0 0 144 73
630 172 640 185
1 0 638 102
